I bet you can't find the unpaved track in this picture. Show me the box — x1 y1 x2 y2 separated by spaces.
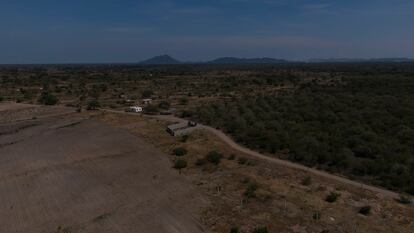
0 106 208 233
103 110 412 202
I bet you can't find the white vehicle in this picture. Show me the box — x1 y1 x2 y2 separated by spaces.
126 106 143 113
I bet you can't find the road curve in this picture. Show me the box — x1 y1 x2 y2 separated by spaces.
102 109 412 203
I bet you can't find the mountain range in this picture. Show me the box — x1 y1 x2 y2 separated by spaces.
139 55 288 65
139 55 414 65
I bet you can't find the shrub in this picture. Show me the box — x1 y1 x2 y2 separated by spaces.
142 90 154 98
158 101 171 110
206 151 222 165
144 104 159 114
238 157 247 165
181 135 189 143
87 100 100 110
230 227 239 233
359 206 371 215
0 96 4 102
301 176 312 186
244 181 258 198
174 160 187 170
38 92 58 105
180 97 189 105
173 147 187 156
252 227 268 233
313 211 321 220
195 158 206 166
325 192 341 203
228 154 236 160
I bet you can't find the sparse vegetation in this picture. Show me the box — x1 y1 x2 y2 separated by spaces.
252 227 268 233
206 151 222 165
173 159 187 170
173 147 188 156
195 158 206 166
228 154 236 160
181 135 189 143
325 192 341 203
87 100 100 110
238 157 247 165
302 176 312 186
359 206 371 215
313 211 321 220
38 91 58 105
230 227 239 233
143 104 159 114
244 181 258 199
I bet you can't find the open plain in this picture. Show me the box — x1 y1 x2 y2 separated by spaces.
0 102 207 233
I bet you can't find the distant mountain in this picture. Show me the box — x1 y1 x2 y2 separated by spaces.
308 58 414 63
208 57 288 64
140 55 181 65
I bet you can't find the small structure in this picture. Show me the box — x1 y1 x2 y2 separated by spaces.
126 106 143 113
167 121 198 137
142 99 153 105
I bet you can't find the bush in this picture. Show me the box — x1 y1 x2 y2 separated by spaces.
359 206 371 215
230 227 239 233
206 151 222 165
195 158 206 166
144 104 159 114
142 90 153 98
158 101 171 110
228 154 236 160
180 97 189 105
87 100 100 110
244 181 258 198
38 92 58 105
0 96 4 102
313 211 321 220
325 192 341 203
238 157 247 165
181 135 189 143
173 147 188 156
174 160 187 170
252 227 268 233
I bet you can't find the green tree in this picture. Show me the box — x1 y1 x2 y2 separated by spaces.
173 147 188 156
87 100 101 110
38 92 58 105
206 151 222 165
174 159 187 170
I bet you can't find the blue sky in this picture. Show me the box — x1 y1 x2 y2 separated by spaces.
1 0 414 63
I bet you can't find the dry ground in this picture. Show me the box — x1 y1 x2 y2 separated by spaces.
0 102 413 233
95 111 414 233
0 103 208 233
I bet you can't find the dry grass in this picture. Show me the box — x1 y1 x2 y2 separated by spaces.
96 112 414 233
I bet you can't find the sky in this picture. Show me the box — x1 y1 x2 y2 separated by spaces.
1 0 414 64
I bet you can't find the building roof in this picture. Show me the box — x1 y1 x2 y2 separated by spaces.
167 122 189 131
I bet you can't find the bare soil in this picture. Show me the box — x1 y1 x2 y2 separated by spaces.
0 103 208 233
96 111 414 233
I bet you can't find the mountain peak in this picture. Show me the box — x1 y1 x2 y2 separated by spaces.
140 55 181 65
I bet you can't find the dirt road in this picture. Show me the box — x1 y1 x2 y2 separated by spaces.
103 109 412 202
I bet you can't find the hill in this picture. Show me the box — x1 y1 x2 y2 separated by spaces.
140 55 181 65
208 57 288 64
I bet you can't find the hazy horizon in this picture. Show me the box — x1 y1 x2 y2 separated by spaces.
1 0 414 64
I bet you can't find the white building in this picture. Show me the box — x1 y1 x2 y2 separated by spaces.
127 106 143 113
